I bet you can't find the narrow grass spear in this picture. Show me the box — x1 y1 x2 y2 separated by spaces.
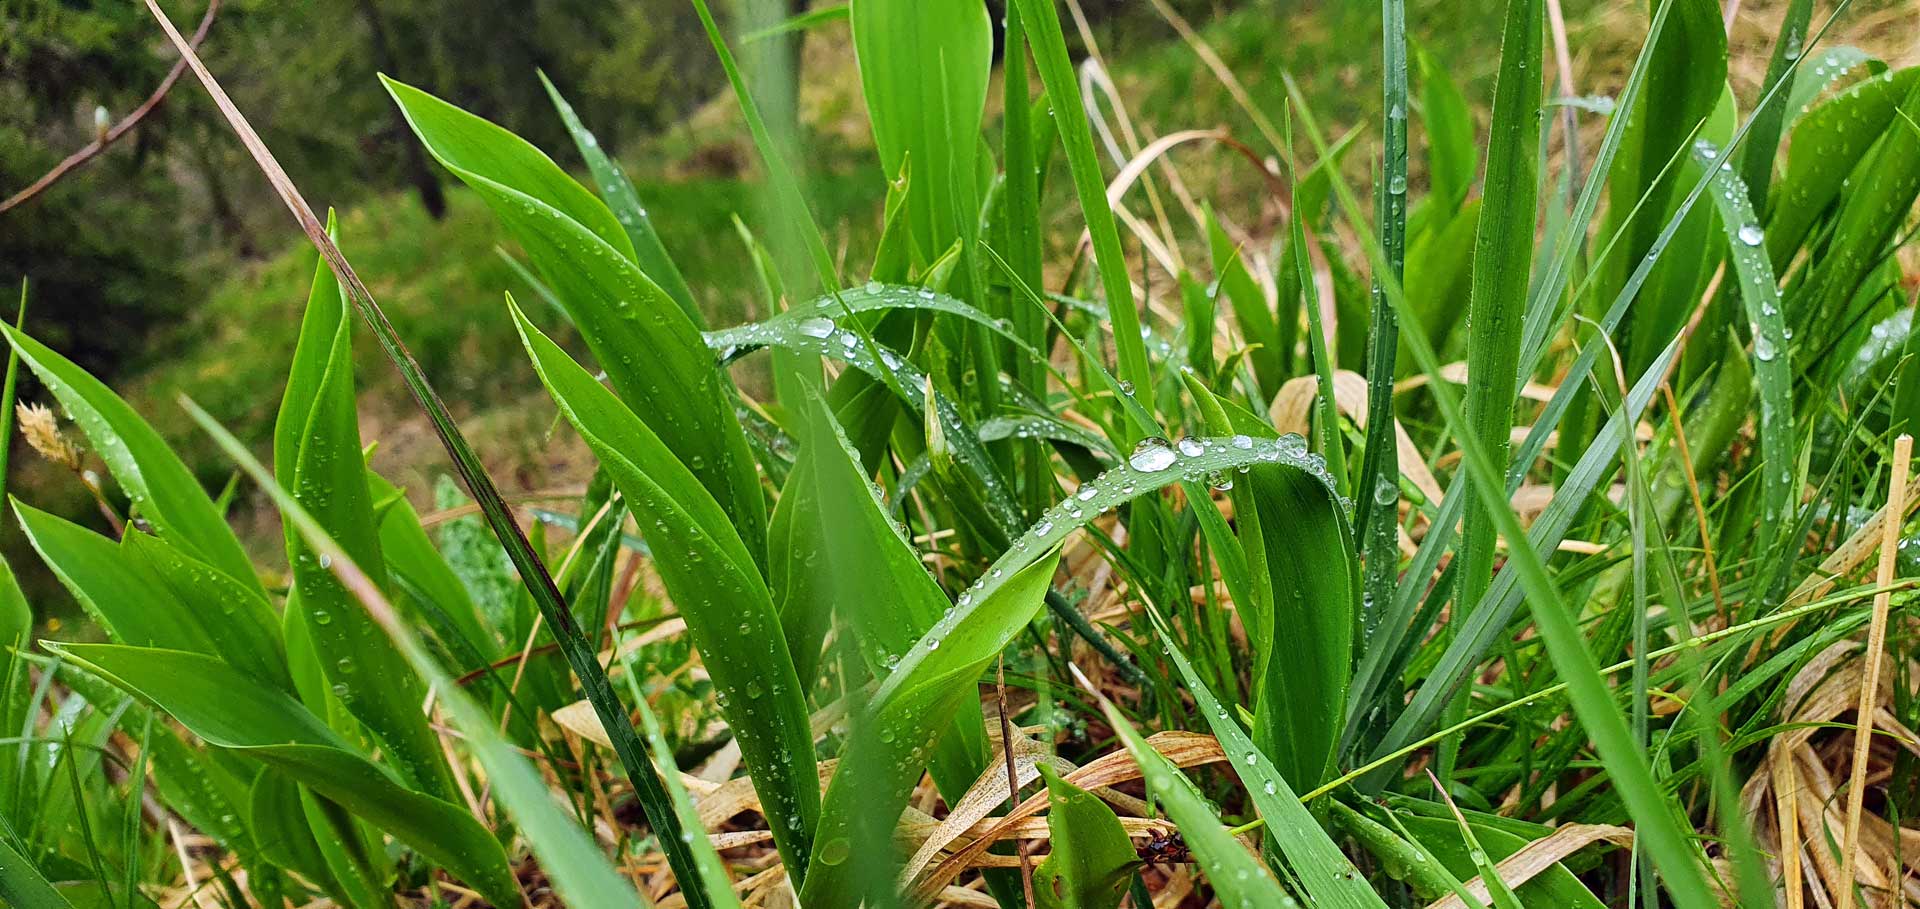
135 3 715 904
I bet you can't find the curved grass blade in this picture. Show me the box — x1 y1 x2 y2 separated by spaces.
1692 143 1794 595
384 77 767 568
133 4 710 899
807 551 1061 907
183 399 653 909
712 309 1022 534
511 299 819 882
45 643 520 908
539 70 699 321
0 324 259 594
812 433 1340 905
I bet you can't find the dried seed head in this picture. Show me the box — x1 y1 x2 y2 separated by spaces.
18 402 83 472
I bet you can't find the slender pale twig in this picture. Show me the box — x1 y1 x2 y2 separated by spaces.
1836 433 1911 909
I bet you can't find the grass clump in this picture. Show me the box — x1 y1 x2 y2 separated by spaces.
3 0 1920 907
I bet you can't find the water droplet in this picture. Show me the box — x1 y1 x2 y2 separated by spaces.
1387 173 1408 195
798 316 836 338
1177 437 1205 457
1230 434 1253 450
1374 479 1398 506
1129 437 1178 472
1737 224 1764 246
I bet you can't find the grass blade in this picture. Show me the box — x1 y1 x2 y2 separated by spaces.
511 298 819 882
1012 0 1155 416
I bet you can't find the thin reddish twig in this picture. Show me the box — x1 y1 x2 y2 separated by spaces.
0 0 220 215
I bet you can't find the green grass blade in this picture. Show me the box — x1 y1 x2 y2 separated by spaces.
130 16 755 885
384 78 768 567
807 551 1061 906
783 390 990 798
1011 0 1155 416
13 503 290 694
1096 689 1289 905
1147 611 1388 909
1002 11 1048 390
850 0 990 277
1032 763 1136 909
688 0 838 289
0 831 77 909
1736 0 1814 210
1455 0 1543 631
1356 0 1408 653
1764 66 1918 266
510 298 819 883
539 70 700 323
1284 69 1727 909
624 672 740 909
273 220 455 801
1693 144 1794 594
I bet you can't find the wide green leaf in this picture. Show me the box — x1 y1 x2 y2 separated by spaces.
385 76 767 568
511 298 818 880
0 324 258 594
273 232 453 802
850 0 990 272
1032 763 1136 909
783 390 989 799
14 504 288 692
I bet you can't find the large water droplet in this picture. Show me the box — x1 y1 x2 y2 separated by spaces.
1129 437 1178 472
1737 224 1764 246
798 316 836 338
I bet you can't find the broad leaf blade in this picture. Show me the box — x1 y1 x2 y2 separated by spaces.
512 299 819 880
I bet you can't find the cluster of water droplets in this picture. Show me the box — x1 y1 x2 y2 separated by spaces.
879 432 1331 687
1692 139 1786 366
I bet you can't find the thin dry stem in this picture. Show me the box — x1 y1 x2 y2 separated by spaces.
1835 433 1911 909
